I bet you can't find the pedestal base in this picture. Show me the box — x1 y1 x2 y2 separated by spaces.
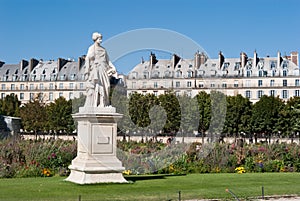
65 108 127 184
66 171 127 184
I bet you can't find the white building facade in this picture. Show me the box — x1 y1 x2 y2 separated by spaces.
126 51 299 103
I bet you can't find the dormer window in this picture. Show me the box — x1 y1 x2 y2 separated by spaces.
24 69 28 74
70 74 76 80
177 65 181 68
15 69 18 74
42 69 46 74
5 69 9 74
270 61 276 69
60 74 66 80
282 61 288 68
189 64 193 68
176 70 182 78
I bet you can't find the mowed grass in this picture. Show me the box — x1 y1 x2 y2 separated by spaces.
0 173 299 201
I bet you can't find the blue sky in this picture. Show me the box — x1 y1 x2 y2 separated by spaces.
0 0 299 74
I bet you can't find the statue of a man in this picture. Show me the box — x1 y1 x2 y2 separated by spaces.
84 32 116 108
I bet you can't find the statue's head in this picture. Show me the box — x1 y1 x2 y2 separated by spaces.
92 32 102 42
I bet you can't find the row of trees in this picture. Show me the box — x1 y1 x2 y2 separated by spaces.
0 94 85 138
1 90 300 141
111 89 300 143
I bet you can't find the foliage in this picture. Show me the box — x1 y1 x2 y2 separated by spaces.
46 97 74 134
0 137 76 178
0 94 21 117
19 98 48 137
117 140 300 175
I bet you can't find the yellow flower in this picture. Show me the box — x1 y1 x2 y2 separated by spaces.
123 170 132 175
235 166 245 174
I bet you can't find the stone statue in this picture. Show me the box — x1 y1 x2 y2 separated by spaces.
84 32 116 108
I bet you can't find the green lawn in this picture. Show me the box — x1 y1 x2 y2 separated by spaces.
0 173 299 201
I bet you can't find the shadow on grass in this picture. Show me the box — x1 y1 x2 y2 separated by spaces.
124 173 186 182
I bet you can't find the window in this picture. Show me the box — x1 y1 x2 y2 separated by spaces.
154 82 158 88
187 81 192 87
30 93 34 101
199 82 204 88
40 74 46 81
283 70 287 77
80 83 84 89
210 83 215 88
49 83 54 89
282 90 288 99
270 80 275 87
153 91 158 96
270 90 276 97
49 92 53 101
295 79 299 86
245 90 251 98
69 92 74 100
295 90 300 97
69 83 74 89
283 61 288 68
175 82 180 88
187 71 193 78
143 72 149 79
1 93 5 99
142 82 146 88
234 81 238 88
59 92 63 97
245 80 251 87
70 74 76 80
39 93 43 101
270 61 276 69
222 82 227 88
40 83 44 90
258 90 264 98
59 83 63 89
11 84 15 90
283 80 287 87
258 70 263 77
30 84 34 90
60 74 66 80
1 84 6 90
20 84 25 90
176 71 182 78
272 70 276 77
20 93 24 100
246 70 251 77
258 80 263 87
177 65 181 68
132 82 136 89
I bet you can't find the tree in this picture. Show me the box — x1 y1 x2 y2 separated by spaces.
19 98 48 139
158 92 181 134
195 91 211 144
207 91 226 142
71 94 86 113
46 97 74 135
223 94 252 140
0 94 21 117
251 95 284 142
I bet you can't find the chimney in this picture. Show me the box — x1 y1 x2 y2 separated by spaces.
78 56 85 71
0 61 5 68
149 52 158 66
240 52 248 68
19 59 28 71
200 52 207 65
253 50 258 68
218 51 224 68
29 58 39 73
58 58 68 71
290 51 299 66
194 51 201 68
277 51 282 68
172 54 180 68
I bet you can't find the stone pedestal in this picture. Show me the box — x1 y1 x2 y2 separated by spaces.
65 107 127 184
